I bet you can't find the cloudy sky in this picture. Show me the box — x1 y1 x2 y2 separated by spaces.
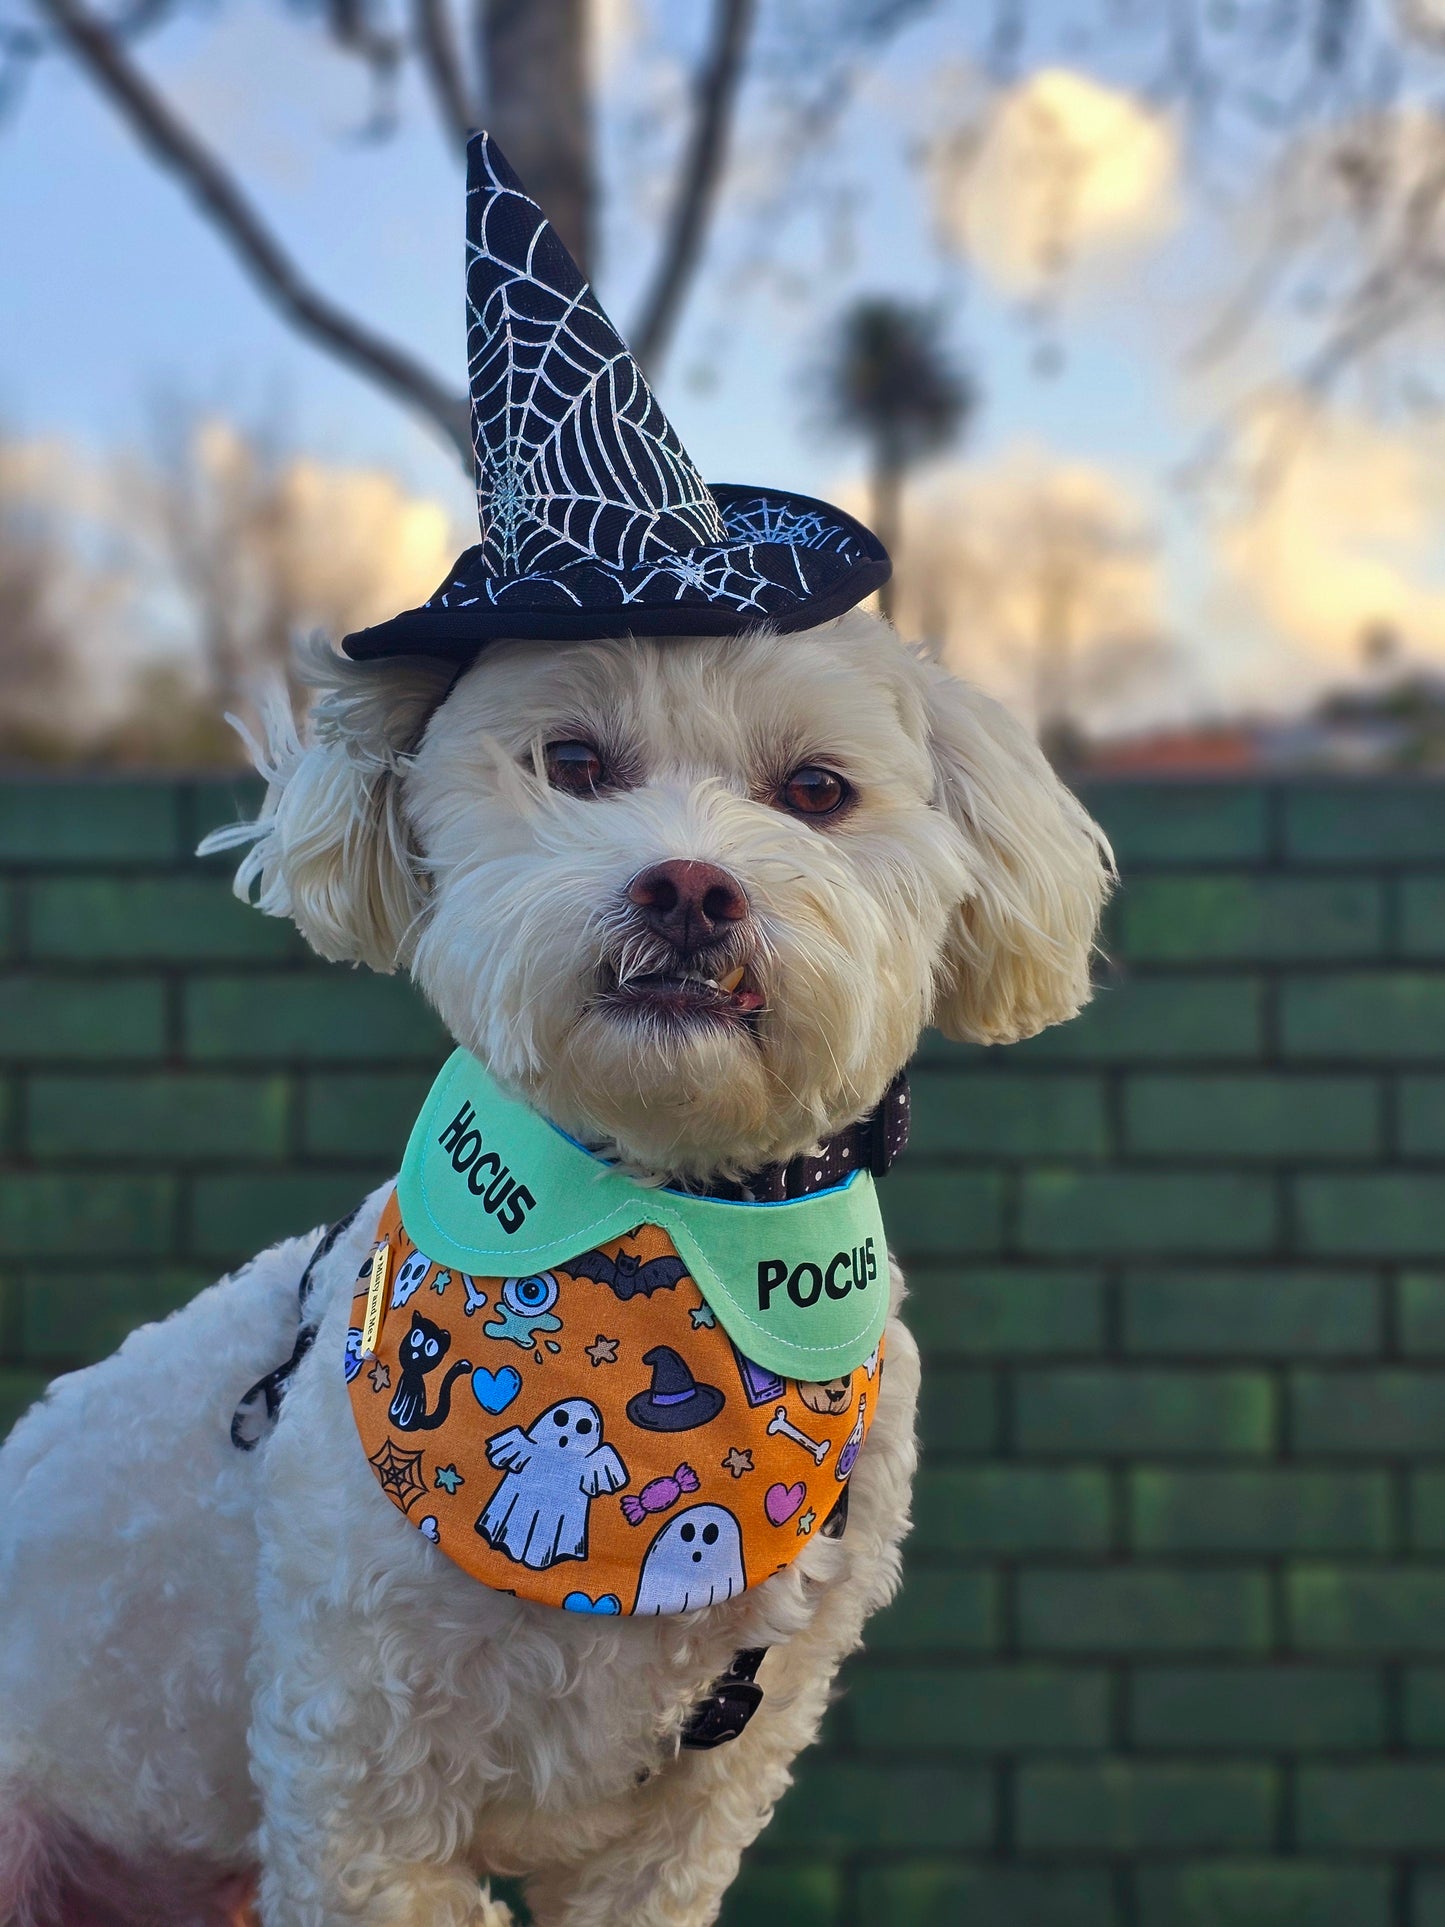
5 0 1445 734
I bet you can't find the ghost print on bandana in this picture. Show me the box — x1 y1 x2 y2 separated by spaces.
633 1504 746 1614
347 1188 882 1613
478 1399 628 1569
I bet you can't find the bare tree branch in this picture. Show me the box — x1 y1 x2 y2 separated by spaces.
483 0 592 273
320 0 402 77
317 0 405 137
412 0 474 158
35 0 472 467
631 0 757 372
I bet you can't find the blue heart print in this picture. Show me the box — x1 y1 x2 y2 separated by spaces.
563 1591 622 1615
471 1365 523 1415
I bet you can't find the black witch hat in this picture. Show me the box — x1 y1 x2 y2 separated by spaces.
626 1346 726 1433
341 131 890 663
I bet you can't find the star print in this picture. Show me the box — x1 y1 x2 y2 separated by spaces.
722 1447 754 1479
434 1464 464 1495
797 1509 816 1536
689 1304 716 1330
432 1270 452 1295
368 1361 391 1393
585 1334 619 1367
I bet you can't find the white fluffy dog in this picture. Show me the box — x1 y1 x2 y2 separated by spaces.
0 611 1109 1927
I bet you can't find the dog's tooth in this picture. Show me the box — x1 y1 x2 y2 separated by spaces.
718 965 745 993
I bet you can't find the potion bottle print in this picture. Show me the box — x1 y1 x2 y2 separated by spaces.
835 1393 866 1481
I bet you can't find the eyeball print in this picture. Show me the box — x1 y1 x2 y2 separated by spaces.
484 1272 564 1349
503 1273 560 1317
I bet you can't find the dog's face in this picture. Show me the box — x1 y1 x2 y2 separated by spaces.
240 614 1110 1178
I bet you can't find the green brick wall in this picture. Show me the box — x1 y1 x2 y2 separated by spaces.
5 776 1445 1926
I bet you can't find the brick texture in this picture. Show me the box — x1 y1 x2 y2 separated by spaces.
7 774 1445 1925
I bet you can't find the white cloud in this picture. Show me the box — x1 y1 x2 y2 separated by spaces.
929 66 1181 295
1215 396 1445 679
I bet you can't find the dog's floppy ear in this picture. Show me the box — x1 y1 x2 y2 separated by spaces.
200 634 456 973
919 655 1114 1045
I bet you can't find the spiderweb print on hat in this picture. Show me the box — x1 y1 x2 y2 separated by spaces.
464 134 725 580
339 131 890 658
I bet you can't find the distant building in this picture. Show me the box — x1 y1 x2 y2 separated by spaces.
1083 673 1445 774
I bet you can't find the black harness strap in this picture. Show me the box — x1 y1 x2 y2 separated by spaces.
230 1206 361 1451
679 1648 768 1750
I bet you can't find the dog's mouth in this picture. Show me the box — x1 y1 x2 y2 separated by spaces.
597 957 766 1029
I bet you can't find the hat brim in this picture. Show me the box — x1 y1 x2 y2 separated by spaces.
625 1384 726 1433
341 485 890 663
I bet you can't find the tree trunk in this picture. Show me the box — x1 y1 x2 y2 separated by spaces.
481 0 593 277
1034 567 1076 767
871 455 904 625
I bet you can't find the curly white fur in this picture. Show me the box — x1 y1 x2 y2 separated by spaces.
0 612 1109 1925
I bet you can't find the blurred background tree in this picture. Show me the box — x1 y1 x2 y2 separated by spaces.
0 445 76 760
9 0 1445 766
813 296 973 622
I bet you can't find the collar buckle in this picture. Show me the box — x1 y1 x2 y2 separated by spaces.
679 1648 768 1750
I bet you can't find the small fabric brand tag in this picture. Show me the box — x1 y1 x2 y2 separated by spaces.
361 1242 390 1358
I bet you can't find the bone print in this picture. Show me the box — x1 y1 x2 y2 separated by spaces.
767 1405 830 1466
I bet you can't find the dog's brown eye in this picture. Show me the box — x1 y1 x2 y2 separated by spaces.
780 766 850 817
545 740 605 796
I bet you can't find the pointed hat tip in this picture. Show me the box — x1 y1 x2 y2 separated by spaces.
340 120 889 658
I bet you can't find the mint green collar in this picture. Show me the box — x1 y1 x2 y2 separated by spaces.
397 1051 889 1381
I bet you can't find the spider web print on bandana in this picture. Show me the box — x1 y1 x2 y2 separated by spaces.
465 133 725 578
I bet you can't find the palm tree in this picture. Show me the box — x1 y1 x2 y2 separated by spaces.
814 298 974 622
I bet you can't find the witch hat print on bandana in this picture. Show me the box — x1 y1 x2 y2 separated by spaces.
341 131 891 663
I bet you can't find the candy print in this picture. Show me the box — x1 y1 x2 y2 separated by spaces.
620 1464 700 1526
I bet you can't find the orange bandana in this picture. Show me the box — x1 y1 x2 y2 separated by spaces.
345 1190 883 1615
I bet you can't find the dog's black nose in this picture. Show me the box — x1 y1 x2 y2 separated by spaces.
627 860 748 956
